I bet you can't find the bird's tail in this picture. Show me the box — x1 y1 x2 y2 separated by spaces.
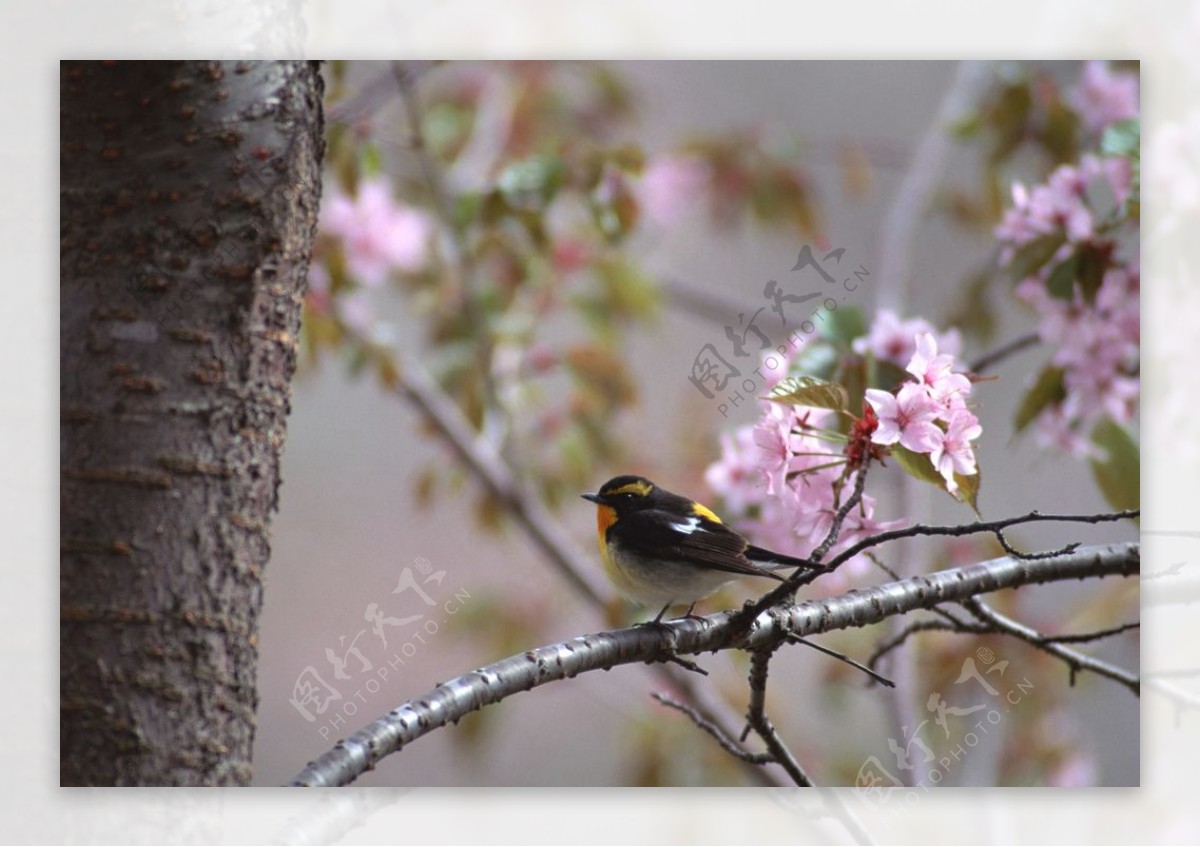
745 545 829 571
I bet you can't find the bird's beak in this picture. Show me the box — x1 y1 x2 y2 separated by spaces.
581 492 604 505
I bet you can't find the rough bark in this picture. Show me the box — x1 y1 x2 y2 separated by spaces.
60 60 324 785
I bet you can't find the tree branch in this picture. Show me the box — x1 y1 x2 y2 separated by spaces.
969 331 1041 374
733 508 1137 634
959 597 1140 695
651 694 773 766
742 647 815 786
389 353 610 605
289 542 1137 786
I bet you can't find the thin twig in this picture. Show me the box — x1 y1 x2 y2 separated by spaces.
826 509 1139 573
969 331 1041 374
994 529 1079 561
734 508 1138 635
811 466 869 564
665 655 709 676
1042 621 1139 644
960 597 1140 695
743 648 815 786
867 619 982 670
389 354 608 604
786 635 895 688
651 693 773 765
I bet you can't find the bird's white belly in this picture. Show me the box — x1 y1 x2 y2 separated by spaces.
605 546 740 608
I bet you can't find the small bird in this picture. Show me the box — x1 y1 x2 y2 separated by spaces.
581 474 824 623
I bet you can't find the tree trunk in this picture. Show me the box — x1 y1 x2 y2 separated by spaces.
60 61 324 785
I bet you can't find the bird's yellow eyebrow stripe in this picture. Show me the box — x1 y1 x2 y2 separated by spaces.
690 502 723 524
606 480 653 497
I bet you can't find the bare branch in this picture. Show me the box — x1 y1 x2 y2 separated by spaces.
959 597 1139 695
969 331 1041 374
388 354 610 605
992 527 1080 561
1043 622 1139 644
290 543 1136 786
810 465 869 564
743 648 815 786
651 694 772 766
733 508 1137 633
867 618 980 670
786 635 895 688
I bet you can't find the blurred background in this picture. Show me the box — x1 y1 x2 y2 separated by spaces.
252 61 1139 787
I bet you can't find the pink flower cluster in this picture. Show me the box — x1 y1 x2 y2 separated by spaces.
994 155 1133 266
320 177 433 287
705 363 894 572
1016 262 1140 457
852 309 963 368
864 333 981 494
1070 61 1139 135
995 157 1139 458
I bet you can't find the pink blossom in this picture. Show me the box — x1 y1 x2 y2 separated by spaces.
635 154 711 227
865 384 942 453
707 406 882 570
929 409 982 493
321 178 432 286
995 163 1093 255
753 404 808 495
852 309 962 366
1033 407 1102 460
906 333 972 413
705 427 767 516
1071 61 1139 134
336 289 375 333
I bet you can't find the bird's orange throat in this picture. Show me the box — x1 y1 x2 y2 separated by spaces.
595 504 618 545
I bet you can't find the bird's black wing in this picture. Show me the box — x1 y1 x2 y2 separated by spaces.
744 544 826 571
609 509 784 580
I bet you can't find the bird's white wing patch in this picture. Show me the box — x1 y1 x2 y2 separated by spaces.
670 516 703 535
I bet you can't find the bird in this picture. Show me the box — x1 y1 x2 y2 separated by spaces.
581 474 824 623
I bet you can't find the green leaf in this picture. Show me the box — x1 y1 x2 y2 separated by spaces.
892 445 980 511
590 256 660 321
1089 419 1140 515
1077 243 1107 304
1040 100 1080 163
1045 252 1081 300
358 142 383 178
955 467 981 516
789 342 839 382
892 444 945 486
822 306 867 347
1006 232 1065 282
837 357 868 434
764 375 848 411
1013 365 1066 434
1101 118 1140 159
498 153 566 211
870 360 910 395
